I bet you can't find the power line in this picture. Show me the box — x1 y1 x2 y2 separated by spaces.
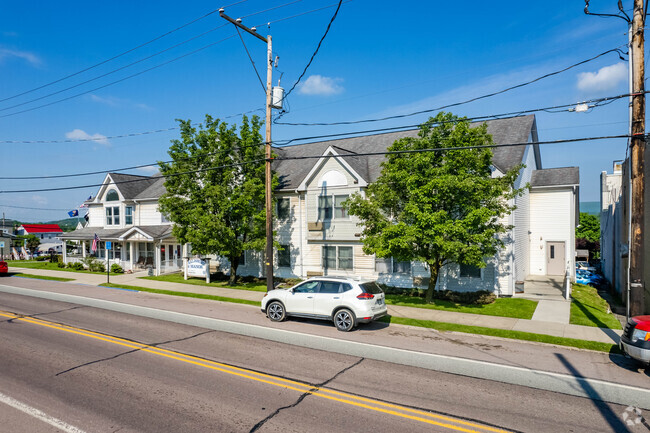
0 140 267 180
0 107 264 144
234 26 266 92
0 35 237 119
241 0 303 19
280 0 343 101
0 158 267 194
0 133 633 194
254 0 351 28
274 46 628 126
0 204 73 211
0 23 230 113
0 5 236 104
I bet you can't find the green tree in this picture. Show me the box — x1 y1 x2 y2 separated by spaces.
158 115 274 285
15 234 40 251
576 212 600 243
345 112 526 302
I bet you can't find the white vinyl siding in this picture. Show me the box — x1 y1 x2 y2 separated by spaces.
529 189 574 275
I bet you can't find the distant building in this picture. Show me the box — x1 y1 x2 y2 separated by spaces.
16 224 65 254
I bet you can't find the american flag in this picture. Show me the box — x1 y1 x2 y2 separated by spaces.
91 233 100 252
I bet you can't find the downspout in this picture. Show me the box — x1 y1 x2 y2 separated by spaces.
296 189 304 278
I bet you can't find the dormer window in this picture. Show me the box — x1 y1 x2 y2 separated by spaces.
106 189 119 201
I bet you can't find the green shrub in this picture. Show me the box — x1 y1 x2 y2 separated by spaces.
90 262 105 272
67 262 84 271
34 255 48 261
57 261 66 268
110 264 124 274
378 284 496 305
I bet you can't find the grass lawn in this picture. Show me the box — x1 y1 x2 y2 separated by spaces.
384 295 538 320
140 272 267 292
101 283 261 306
570 283 622 329
5 260 108 275
379 316 619 353
10 272 74 282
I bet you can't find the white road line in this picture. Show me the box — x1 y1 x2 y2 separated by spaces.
0 391 88 433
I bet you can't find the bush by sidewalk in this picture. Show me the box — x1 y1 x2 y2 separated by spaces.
570 283 622 329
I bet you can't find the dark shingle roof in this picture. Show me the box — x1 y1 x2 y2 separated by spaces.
530 167 579 187
110 173 159 199
60 225 173 241
135 176 166 199
273 115 537 190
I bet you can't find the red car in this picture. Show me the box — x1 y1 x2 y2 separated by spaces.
620 315 650 365
0 261 7 274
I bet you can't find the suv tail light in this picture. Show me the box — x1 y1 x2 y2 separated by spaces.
356 292 374 300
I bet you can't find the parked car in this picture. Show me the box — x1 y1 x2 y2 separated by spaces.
0 261 7 274
576 261 597 272
576 270 606 287
620 316 650 365
261 276 388 332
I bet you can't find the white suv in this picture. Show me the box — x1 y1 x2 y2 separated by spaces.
261 277 387 332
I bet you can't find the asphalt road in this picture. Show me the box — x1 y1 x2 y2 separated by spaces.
0 289 645 433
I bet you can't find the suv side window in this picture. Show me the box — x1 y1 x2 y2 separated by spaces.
319 282 341 294
340 283 352 293
294 281 320 293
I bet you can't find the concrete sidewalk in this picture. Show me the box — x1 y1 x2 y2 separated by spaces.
8 266 622 344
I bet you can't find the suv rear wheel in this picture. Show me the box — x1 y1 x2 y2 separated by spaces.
267 301 286 322
333 308 355 332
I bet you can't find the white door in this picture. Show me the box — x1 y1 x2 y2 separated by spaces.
312 281 346 317
547 241 565 276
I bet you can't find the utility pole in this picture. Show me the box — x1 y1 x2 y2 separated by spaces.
220 9 276 292
629 0 646 316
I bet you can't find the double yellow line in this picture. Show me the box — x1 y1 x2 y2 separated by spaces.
0 310 511 433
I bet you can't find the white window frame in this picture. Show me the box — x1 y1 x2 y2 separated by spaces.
317 194 350 220
125 206 134 225
277 197 290 221
278 244 291 267
106 206 120 226
322 245 353 270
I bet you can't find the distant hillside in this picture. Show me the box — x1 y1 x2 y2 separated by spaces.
580 201 600 216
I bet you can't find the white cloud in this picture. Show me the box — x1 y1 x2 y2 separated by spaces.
31 195 47 205
0 48 40 66
89 94 153 111
577 63 627 93
298 75 344 96
65 129 110 146
136 165 159 174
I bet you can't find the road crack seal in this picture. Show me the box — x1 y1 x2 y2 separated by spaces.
248 358 365 433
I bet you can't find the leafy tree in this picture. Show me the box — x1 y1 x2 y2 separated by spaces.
576 212 600 243
158 115 274 285
345 112 526 302
14 234 40 251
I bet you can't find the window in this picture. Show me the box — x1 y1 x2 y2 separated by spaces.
318 195 349 220
294 281 319 293
125 206 133 225
161 213 170 223
278 244 291 267
238 252 246 266
322 246 353 270
106 189 119 201
460 264 481 278
318 196 333 220
550 245 555 259
319 281 342 293
106 206 120 225
375 257 411 274
277 198 290 220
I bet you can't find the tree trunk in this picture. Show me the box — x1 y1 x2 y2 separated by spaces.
229 259 239 285
425 262 440 303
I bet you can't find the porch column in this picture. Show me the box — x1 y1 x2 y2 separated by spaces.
129 242 134 271
82 241 87 258
62 240 67 263
155 241 161 276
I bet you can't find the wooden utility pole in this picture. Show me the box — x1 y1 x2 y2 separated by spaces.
220 9 275 292
630 0 646 316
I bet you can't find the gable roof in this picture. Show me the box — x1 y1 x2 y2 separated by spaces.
135 176 166 199
21 224 62 233
108 173 159 199
530 167 579 187
273 115 538 190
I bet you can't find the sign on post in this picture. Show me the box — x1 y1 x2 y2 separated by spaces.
185 258 211 283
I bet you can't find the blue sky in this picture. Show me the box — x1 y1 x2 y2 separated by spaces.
0 0 636 222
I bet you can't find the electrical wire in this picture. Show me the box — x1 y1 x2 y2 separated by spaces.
0 91 632 145
0 35 237 119
254 0 351 28
0 23 230 113
234 26 266 92
280 0 343 102
274 46 628 126
0 204 72 211
0 5 238 104
0 158 268 194
0 139 268 180
240 0 303 19
0 133 634 194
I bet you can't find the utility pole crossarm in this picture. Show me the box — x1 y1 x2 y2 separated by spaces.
219 9 268 43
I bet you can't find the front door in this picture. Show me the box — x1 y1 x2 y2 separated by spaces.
546 241 565 276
